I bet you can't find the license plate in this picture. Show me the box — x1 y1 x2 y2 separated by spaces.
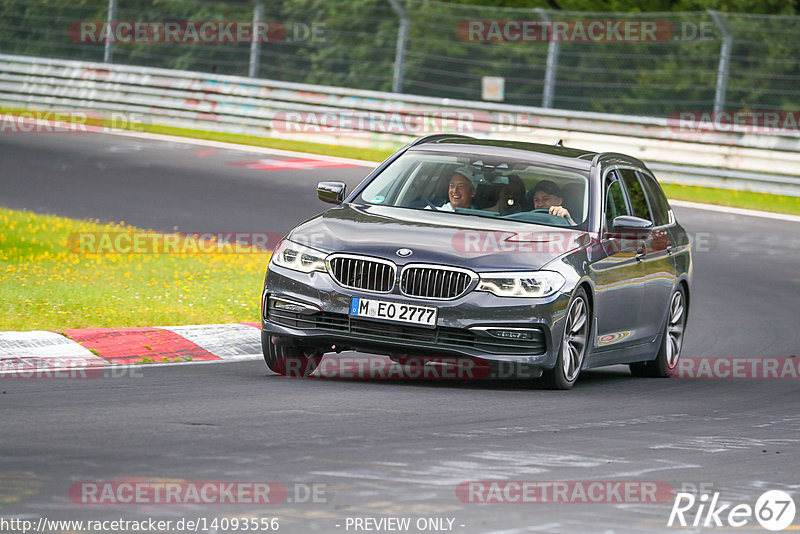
350 297 438 327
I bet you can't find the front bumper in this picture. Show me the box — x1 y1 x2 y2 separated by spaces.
261 263 572 368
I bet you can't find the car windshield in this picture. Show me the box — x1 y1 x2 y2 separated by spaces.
357 149 590 228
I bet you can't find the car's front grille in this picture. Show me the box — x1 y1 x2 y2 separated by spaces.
400 266 474 299
266 308 546 355
327 255 395 293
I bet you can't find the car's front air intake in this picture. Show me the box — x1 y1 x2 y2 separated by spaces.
400 266 474 299
328 255 395 293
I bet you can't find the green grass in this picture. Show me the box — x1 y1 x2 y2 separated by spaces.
144 123 396 162
0 106 395 162
0 208 270 331
661 183 800 215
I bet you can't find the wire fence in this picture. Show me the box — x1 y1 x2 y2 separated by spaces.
1 0 798 117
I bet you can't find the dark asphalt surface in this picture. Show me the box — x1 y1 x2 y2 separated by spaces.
0 131 370 235
2 131 799 533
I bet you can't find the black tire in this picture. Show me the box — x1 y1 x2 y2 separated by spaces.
263 336 321 377
630 285 687 378
541 287 591 390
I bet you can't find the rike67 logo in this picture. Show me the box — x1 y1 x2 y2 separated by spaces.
668 490 796 531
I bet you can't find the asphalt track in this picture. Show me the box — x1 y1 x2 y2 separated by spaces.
2 131 799 533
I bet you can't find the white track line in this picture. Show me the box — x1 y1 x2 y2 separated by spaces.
103 127 379 167
670 199 800 223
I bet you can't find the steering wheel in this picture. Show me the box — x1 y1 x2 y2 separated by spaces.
531 208 551 213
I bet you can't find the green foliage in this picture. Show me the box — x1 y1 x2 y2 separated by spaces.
0 0 797 116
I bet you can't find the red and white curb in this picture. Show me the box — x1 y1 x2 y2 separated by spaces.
0 323 262 377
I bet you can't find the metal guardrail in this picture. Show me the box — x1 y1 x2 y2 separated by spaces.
1 53 799 196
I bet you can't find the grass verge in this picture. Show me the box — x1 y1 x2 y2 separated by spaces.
144 123 396 162
0 106 394 162
0 207 269 331
661 184 800 216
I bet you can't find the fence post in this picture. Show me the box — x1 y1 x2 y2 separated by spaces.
249 1 264 78
708 10 732 113
388 0 409 93
103 0 117 63
535 8 558 109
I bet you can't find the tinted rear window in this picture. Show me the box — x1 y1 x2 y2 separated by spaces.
619 168 652 223
638 171 671 227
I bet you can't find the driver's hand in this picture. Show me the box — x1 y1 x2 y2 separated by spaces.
549 205 570 218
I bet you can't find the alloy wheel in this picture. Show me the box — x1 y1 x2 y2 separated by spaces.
562 295 588 382
665 290 686 368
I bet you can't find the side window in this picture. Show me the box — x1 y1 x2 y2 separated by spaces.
604 172 629 229
637 171 672 227
619 168 652 223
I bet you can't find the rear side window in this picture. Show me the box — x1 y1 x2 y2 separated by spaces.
604 173 629 229
638 171 672 227
619 168 652 223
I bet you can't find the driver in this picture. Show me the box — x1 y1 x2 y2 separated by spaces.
436 168 476 211
531 180 575 224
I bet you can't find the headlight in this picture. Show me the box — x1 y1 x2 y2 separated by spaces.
270 239 327 273
476 271 565 298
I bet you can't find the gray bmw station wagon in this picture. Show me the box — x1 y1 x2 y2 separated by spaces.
261 135 691 389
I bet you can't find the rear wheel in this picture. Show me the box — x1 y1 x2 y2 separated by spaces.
630 286 687 378
542 287 590 390
263 336 322 377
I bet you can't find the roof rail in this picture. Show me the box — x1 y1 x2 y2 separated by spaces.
408 134 474 147
594 152 647 167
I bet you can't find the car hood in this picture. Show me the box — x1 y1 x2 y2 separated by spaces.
288 204 589 271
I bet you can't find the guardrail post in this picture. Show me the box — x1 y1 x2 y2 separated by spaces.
708 10 732 113
103 0 117 63
536 8 559 109
249 1 264 78
388 0 409 93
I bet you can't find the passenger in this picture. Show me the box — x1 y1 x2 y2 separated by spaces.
435 168 476 211
531 180 575 224
486 174 526 215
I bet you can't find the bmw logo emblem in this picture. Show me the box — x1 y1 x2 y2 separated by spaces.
396 248 413 257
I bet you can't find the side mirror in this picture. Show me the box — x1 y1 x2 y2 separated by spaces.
317 182 346 205
611 215 653 232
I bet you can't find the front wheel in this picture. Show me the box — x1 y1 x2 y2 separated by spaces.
263 336 322 377
630 286 687 378
542 287 591 390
